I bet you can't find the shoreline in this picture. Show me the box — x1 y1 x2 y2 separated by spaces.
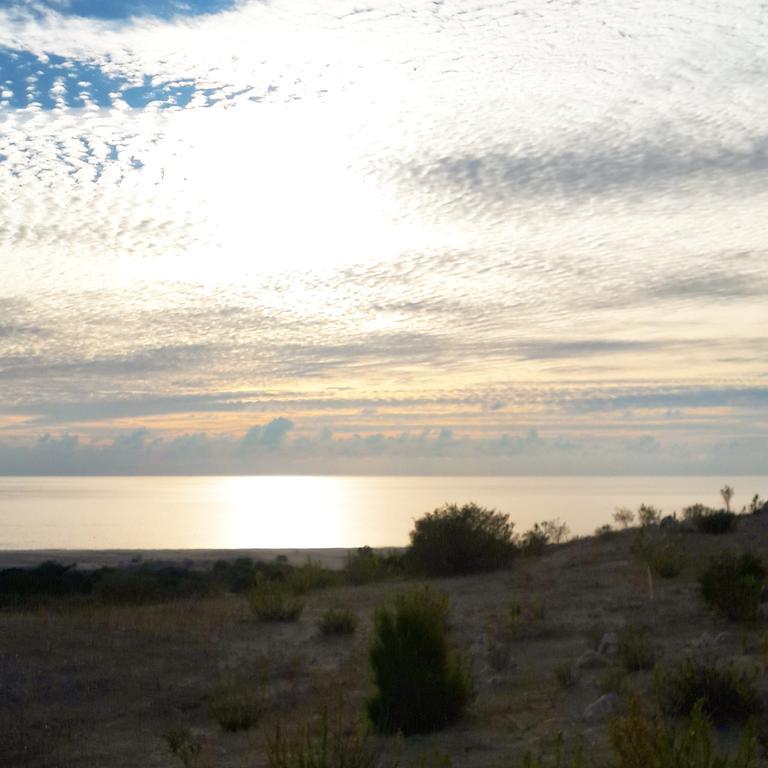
0 547 377 570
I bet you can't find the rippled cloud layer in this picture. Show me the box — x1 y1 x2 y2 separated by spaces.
1 0 766 473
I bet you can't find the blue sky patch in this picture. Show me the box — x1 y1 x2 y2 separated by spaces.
0 48 200 110
10 0 238 22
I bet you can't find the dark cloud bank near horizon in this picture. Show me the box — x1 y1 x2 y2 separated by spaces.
0 417 766 476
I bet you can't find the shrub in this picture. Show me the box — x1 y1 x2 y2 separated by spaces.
319 608 358 636
609 698 758 768
617 625 655 672
539 519 571 544
638 504 662 527
695 510 738 535
520 524 548 557
406 502 516 577
248 585 304 622
344 547 404 586
267 706 375 768
285 561 341 594
367 587 474 734
209 679 263 732
699 552 766 622
656 655 761 726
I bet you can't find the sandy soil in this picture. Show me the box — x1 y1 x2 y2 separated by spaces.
2 516 768 768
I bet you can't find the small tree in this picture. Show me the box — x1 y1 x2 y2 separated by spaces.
721 485 735 512
613 507 635 529
638 504 661 527
367 587 474 735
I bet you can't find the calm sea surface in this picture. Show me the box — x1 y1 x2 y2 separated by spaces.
1 476 765 550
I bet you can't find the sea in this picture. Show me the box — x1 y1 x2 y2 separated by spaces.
1 475 766 551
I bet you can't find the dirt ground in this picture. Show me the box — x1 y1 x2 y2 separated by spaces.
2 516 768 768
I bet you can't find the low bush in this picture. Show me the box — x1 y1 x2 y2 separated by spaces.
617 625 655 672
406 502 516 577
285 561 341 594
656 655 761 726
367 587 474 734
344 547 405 585
248 586 304 622
695 510 738 535
209 679 263 732
699 552 766 622
319 608 358 636
683 504 739 534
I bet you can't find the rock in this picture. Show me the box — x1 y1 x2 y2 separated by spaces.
598 631 618 655
714 631 732 646
576 650 608 670
583 693 621 721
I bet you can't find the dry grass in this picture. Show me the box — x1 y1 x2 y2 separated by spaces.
2 514 768 767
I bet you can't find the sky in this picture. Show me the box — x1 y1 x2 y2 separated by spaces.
0 0 766 475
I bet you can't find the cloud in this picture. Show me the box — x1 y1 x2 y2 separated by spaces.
1 419 766 475
241 417 294 451
408 136 768 205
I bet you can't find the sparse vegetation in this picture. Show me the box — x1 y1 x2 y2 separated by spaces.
163 727 206 768
613 507 635 529
318 607 358 636
367 587 474 734
344 546 404 585
267 706 376 768
208 678 263 732
617 624 655 671
655 654 761 726
638 504 662 528
248 585 305 622
609 698 758 768
406 502 516 576
699 552 766 622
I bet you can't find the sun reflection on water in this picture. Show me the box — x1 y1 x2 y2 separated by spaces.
221 475 351 548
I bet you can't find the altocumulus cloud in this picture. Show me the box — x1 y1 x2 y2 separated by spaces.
1 0 767 474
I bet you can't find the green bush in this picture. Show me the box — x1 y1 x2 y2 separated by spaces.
248 585 304 622
319 608 358 636
406 502 516 577
208 679 263 732
617 625 655 671
367 587 474 734
699 552 766 622
656 655 761 726
631 530 686 578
